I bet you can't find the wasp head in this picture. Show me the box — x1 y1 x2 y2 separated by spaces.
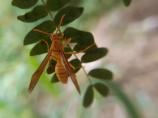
50 33 64 41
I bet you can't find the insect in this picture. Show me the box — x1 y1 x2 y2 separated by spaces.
28 14 95 94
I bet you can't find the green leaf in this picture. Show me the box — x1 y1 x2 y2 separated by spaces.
12 0 38 9
123 0 131 6
17 5 48 22
46 0 71 11
51 73 59 83
88 68 113 80
73 44 97 52
81 48 108 63
24 20 56 45
30 37 52 56
94 83 109 97
54 6 84 26
103 80 141 118
46 59 57 74
64 27 95 45
83 85 94 108
64 47 72 59
69 59 82 73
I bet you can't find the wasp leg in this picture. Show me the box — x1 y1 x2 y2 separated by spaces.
65 43 95 54
41 39 52 66
50 55 57 61
63 38 72 46
69 63 83 70
45 55 57 73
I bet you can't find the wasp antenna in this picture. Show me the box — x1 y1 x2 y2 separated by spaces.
56 14 66 34
33 29 53 35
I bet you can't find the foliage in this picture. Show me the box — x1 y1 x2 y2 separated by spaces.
11 0 140 118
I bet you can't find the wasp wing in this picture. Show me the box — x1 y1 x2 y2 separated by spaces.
28 53 51 93
60 50 81 94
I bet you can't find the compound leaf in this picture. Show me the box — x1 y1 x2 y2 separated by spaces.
64 27 94 46
24 20 56 45
30 37 52 56
69 59 82 73
46 59 57 74
83 85 94 108
88 68 113 80
81 48 108 63
51 73 59 83
64 46 72 59
46 0 71 11
12 0 38 9
17 5 48 22
55 6 84 26
94 83 109 97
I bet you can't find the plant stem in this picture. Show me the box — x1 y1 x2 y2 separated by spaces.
41 0 55 21
41 0 93 85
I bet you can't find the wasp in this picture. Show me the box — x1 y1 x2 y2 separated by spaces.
28 14 95 94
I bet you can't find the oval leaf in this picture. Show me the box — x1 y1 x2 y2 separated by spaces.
24 20 56 45
88 68 113 80
30 37 52 56
123 0 131 6
12 0 38 9
46 0 71 11
83 85 94 108
69 59 82 73
64 27 94 45
51 73 59 83
81 48 108 63
46 60 56 74
64 46 72 59
74 44 97 52
94 83 109 97
17 5 48 22
54 6 84 26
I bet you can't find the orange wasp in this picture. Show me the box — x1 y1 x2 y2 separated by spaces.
28 14 95 94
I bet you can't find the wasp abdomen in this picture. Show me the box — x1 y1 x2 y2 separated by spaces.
55 62 68 84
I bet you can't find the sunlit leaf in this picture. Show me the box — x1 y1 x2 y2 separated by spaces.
54 6 84 26
24 20 56 45
46 59 57 74
51 73 59 83
69 59 82 73
123 0 131 6
88 68 112 80
94 83 109 97
12 0 38 9
64 27 94 45
81 48 108 63
30 37 52 56
73 44 97 52
83 85 94 108
46 0 71 11
17 5 48 22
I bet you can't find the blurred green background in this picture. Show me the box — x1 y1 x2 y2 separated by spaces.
0 0 158 118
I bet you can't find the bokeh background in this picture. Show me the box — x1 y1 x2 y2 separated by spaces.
0 0 158 118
